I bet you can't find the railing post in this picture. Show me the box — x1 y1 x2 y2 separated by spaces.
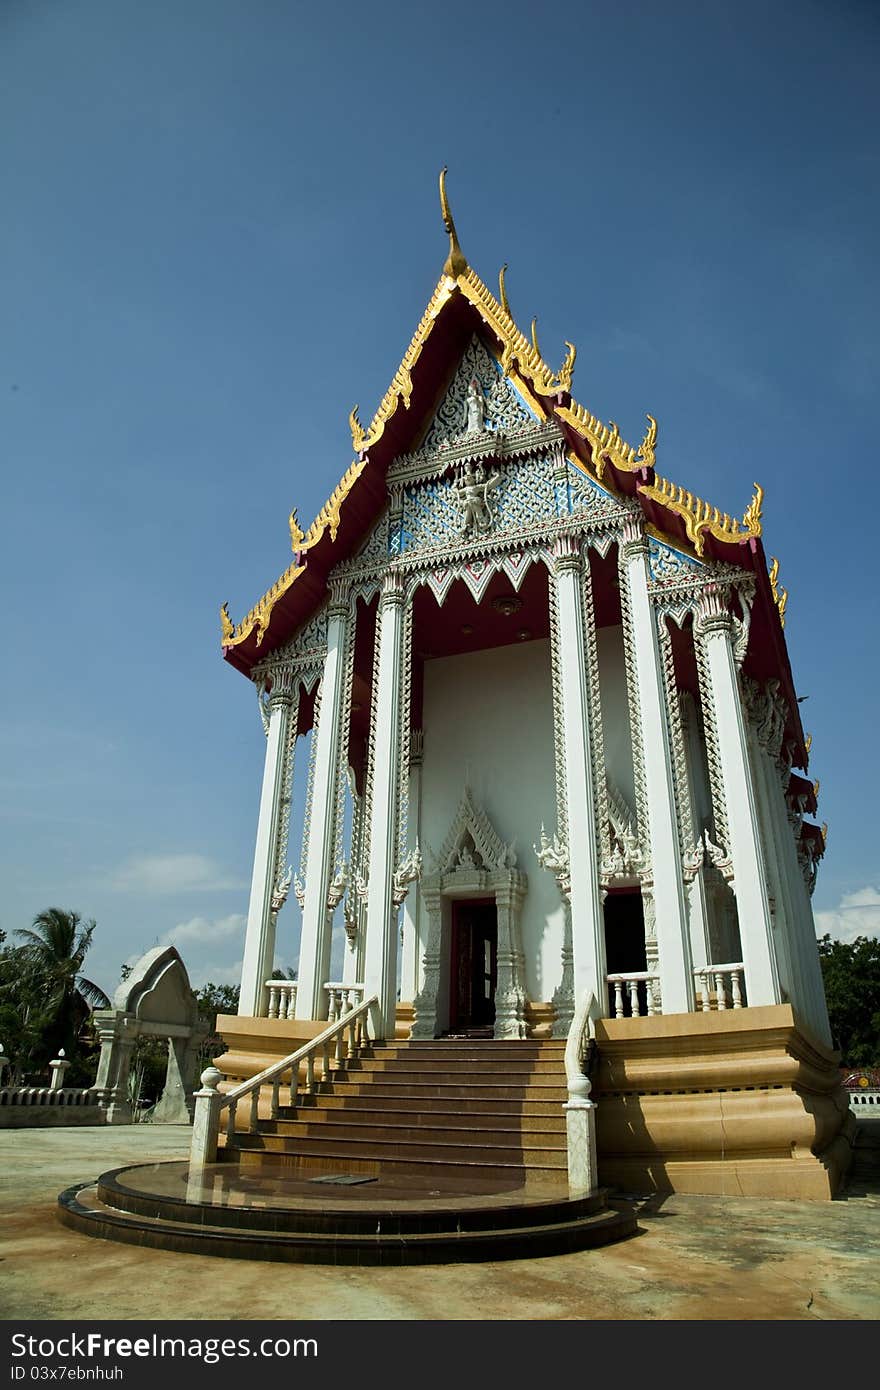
190 1067 223 1170
49 1049 71 1092
565 1072 599 1198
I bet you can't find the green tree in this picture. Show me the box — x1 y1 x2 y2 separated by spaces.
818 934 880 1068
9 908 110 1079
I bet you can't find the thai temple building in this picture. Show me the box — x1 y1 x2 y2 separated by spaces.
212 174 851 1205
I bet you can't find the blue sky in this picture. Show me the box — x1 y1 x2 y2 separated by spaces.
1 0 877 995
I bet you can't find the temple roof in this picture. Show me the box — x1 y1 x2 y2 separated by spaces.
220 172 805 765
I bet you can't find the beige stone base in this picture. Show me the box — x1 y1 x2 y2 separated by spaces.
593 1004 855 1201
524 1001 555 1039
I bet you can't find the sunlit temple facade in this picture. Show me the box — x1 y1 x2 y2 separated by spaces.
216 177 848 1198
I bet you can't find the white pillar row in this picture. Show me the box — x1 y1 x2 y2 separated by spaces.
295 591 353 1020
239 668 298 1017
550 535 606 1010
399 731 424 1004
619 520 693 1013
363 571 408 1036
694 587 780 1007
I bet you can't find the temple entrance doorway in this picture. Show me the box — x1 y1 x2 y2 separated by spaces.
449 900 497 1034
603 889 648 1017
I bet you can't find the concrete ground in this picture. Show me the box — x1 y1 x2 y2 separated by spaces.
1 1125 878 1321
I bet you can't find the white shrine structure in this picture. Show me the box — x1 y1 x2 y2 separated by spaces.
215 176 851 1200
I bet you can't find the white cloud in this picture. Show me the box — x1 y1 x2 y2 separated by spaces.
185 959 244 990
162 913 246 949
814 886 880 944
108 853 244 895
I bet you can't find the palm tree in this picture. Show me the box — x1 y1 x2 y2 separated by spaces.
14 908 111 1066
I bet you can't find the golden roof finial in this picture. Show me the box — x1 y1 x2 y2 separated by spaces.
636 413 657 469
349 405 367 453
805 732 813 754
743 482 764 538
557 341 576 394
289 508 304 552
530 317 541 357
439 167 467 279
499 263 511 318
220 602 234 644
813 778 820 800
821 822 828 846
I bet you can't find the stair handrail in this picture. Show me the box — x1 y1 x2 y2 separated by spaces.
190 993 380 1170
563 990 600 1196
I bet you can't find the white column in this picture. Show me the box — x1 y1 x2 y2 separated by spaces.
296 595 351 1020
363 572 407 1036
620 522 693 1012
779 793 832 1045
551 536 606 1007
680 692 713 970
695 587 780 1006
239 671 296 1017
399 733 424 1003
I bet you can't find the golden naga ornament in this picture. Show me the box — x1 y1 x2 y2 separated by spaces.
349 406 366 453
289 509 304 552
220 602 235 644
805 733 813 754
768 556 788 627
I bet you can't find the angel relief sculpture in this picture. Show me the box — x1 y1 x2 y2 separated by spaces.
450 459 502 536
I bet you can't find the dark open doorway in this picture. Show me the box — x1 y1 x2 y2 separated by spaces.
449 900 497 1033
603 890 648 1017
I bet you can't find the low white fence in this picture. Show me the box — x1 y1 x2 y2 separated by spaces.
606 972 660 1018
693 963 745 1012
263 981 365 1021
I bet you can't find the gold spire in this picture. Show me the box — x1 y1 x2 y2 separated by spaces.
499 263 511 317
439 167 467 278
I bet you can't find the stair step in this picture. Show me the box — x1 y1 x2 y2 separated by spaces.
317 1081 568 1101
281 1102 566 1127
265 1118 565 1146
233 1148 568 1185
288 1094 566 1118
232 1132 567 1167
59 1177 635 1265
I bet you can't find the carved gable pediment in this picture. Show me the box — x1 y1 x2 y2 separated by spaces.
423 336 534 451
431 787 517 874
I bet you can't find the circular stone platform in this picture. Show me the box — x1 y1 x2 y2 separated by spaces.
57 1160 636 1265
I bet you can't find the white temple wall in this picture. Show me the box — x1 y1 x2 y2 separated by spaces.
418 640 563 1003
596 625 636 813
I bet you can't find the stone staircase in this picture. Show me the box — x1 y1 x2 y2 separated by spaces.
57 1035 638 1263
222 1037 571 1186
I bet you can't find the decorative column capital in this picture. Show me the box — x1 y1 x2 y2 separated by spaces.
694 583 734 637
619 513 649 564
552 532 583 576
327 576 351 620
379 569 407 610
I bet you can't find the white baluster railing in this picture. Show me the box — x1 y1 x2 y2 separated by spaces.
693 963 745 1012
324 982 364 1023
191 994 380 1169
605 971 661 1018
264 980 297 1019
564 990 601 1197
